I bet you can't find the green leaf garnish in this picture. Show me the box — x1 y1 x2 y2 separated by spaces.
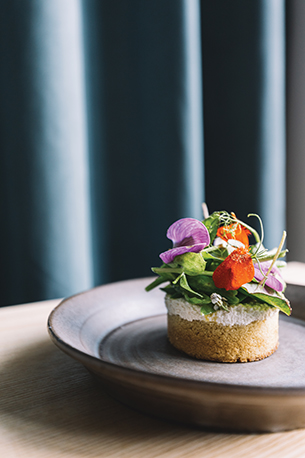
145 272 175 291
241 283 291 315
178 273 204 298
202 211 222 243
187 275 240 305
172 252 207 276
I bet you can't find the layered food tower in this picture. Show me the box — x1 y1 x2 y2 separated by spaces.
146 209 291 362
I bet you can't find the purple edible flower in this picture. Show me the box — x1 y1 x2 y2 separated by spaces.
253 261 285 292
159 218 210 264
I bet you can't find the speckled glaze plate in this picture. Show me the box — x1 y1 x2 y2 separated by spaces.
48 277 305 433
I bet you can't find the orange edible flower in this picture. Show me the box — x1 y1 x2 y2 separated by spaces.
217 223 251 247
212 247 254 291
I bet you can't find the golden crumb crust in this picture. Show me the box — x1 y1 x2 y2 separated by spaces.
167 312 279 362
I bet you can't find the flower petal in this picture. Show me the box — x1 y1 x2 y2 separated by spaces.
253 261 284 292
159 218 210 264
217 223 251 247
159 243 207 264
167 218 210 247
212 247 254 291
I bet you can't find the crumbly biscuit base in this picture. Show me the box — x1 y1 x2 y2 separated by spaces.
167 312 279 362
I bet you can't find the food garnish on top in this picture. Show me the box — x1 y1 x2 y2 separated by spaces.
146 210 291 316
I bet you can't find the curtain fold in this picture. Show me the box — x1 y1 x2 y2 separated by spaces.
0 0 93 305
201 0 285 249
286 0 305 262
82 0 205 285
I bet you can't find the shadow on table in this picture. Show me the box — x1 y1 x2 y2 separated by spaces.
0 337 224 455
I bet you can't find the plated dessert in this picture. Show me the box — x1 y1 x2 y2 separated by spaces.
146 209 291 362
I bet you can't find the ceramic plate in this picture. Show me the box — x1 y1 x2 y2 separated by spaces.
48 278 305 433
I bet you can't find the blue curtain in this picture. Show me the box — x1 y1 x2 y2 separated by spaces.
0 0 285 305
201 0 285 248
286 0 305 263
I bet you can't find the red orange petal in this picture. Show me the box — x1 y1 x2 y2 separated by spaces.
212 247 254 291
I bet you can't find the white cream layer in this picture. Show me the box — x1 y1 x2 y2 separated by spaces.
165 295 279 326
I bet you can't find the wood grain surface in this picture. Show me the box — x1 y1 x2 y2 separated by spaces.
1 294 305 457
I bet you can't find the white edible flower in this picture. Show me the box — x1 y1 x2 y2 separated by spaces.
210 292 229 311
210 293 223 307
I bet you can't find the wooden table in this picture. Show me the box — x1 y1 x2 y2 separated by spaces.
1 277 305 457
